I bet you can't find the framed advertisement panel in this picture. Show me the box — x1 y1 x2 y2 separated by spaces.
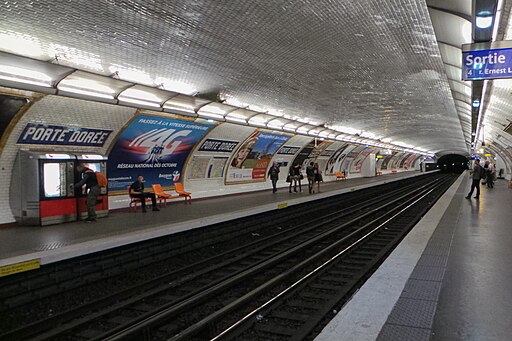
107 114 214 192
225 130 290 184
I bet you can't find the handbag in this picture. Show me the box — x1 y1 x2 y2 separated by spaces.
299 174 304 180
286 175 291 183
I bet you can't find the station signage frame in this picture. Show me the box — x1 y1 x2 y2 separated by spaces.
462 41 512 81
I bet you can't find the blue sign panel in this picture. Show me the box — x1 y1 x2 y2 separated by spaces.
463 47 512 80
198 138 238 152
107 115 213 191
18 123 112 147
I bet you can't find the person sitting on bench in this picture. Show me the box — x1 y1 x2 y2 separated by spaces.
130 175 160 213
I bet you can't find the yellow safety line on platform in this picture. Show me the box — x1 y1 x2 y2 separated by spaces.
0 259 40 277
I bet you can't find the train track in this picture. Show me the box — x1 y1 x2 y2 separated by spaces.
0 173 452 340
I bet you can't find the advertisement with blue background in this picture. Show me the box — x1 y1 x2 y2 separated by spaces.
108 114 213 191
226 130 290 183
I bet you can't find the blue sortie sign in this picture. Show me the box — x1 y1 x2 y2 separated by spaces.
462 48 512 80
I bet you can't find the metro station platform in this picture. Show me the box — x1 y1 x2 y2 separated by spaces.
316 173 512 341
0 171 423 269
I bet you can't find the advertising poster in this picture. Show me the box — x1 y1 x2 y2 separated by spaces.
380 152 397 170
226 130 290 184
350 147 374 173
405 154 420 169
292 140 332 170
389 152 405 169
1 94 26 141
107 114 213 191
325 144 349 175
341 145 365 172
399 153 412 168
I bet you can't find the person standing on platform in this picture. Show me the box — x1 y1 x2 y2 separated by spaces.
466 159 483 200
288 162 302 193
314 162 323 193
267 162 280 193
306 162 315 194
130 175 160 213
295 163 303 192
486 162 495 188
74 163 100 223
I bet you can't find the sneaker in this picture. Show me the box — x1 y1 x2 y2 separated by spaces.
152 207 160 211
84 218 96 223
465 196 471 199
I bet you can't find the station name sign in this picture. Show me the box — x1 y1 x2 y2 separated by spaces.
18 123 112 147
462 41 512 80
198 138 239 153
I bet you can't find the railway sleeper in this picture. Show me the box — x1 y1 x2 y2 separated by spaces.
307 282 343 291
271 309 312 322
299 291 333 300
254 323 297 337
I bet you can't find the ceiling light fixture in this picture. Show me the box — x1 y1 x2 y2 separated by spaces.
476 15 493 29
0 65 53 87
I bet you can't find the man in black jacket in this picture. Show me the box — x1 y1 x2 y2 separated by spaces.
466 159 483 199
130 175 160 213
74 163 100 222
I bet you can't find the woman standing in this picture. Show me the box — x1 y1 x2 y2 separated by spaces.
314 162 323 193
289 162 302 193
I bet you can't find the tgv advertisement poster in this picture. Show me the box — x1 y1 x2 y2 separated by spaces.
108 114 213 192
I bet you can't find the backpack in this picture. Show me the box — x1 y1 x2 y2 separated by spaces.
479 166 486 179
86 170 108 188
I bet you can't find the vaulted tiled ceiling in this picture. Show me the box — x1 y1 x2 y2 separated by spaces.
0 0 483 155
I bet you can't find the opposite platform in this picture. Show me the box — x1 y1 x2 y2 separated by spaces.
0 171 424 268
316 173 512 341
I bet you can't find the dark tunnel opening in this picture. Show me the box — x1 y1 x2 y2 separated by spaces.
437 154 469 174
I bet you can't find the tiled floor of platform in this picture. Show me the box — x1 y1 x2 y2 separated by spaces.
0 171 421 267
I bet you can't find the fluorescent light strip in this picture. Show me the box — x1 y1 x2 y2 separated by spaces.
248 121 267 127
58 85 115 99
267 124 284 130
119 97 161 108
198 112 224 120
0 74 52 87
225 117 247 124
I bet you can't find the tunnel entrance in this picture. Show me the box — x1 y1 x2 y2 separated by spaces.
437 154 468 174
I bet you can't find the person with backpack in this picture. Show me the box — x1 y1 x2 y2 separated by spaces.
267 162 280 193
466 159 484 200
74 163 102 222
